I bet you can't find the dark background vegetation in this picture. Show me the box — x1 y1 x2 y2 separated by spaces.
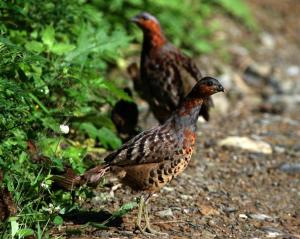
0 0 256 238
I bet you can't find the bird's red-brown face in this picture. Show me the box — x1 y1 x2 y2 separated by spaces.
131 12 161 34
191 77 224 98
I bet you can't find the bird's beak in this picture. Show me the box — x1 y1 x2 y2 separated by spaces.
131 16 139 23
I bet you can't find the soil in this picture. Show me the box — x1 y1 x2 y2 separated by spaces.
51 1 300 238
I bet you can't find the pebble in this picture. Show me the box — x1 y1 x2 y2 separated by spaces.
180 194 193 200
183 208 190 214
260 32 276 49
260 227 284 238
157 208 174 218
248 213 273 221
163 186 175 192
286 65 300 77
239 214 248 219
208 219 217 227
199 205 220 216
278 163 300 173
273 146 285 154
222 206 238 213
218 136 273 154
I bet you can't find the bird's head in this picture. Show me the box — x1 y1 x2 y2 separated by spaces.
189 77 224 98
131 12 161 33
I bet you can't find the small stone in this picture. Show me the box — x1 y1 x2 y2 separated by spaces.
260 227 283 238
183 208 190 214
249 63 272 76
157 208 173 218
260 32 276 48
162 186 174 192
223 206 237 213
199 205 220 216
248 213 273 221
278 163 300 173
208 219 217 227
218 136 272 154
180 194 193 200
273 146 285 153
239 214 248 219
286 65 300 77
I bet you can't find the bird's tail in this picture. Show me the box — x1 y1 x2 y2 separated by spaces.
52 165 110 190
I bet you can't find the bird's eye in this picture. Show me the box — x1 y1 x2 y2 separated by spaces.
207 81 213 86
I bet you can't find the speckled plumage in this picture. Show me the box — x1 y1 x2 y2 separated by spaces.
132 12 213 123
55 77 223 194
53 77 223 235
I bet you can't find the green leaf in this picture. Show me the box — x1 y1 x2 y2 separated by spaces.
10 217 19 238
99 79 132 101
17 228 35 237
53 215 64 225
195 40 214 53
217 0 256 29
50 43 75 55
39 137 62 157
25 41 44 53
98 127 121 149
37 222 42 239
42 25 55 48
79 122 99 139
112 201 138 217
28 93 50 115
79 123 121 149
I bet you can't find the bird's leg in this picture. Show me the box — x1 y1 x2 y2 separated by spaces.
143 195 168 236
135 195 145 233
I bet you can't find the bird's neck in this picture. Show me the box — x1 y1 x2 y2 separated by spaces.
142 28 166 51
170 97 204 131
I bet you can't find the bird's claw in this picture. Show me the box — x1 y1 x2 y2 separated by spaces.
145 225 168 236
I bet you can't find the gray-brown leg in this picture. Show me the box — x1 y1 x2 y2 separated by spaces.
135 195 145 233
144 195 168 236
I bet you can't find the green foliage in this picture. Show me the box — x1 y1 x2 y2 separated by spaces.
94 0 256 54
216 0 256 29
0 0 129 237
0 0 255 237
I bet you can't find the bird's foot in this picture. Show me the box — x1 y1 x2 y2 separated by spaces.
134 224 155 237
144 225 168 236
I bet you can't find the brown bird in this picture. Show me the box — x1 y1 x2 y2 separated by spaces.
54 77 224 235
131 12 213 124
111 87 140 142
